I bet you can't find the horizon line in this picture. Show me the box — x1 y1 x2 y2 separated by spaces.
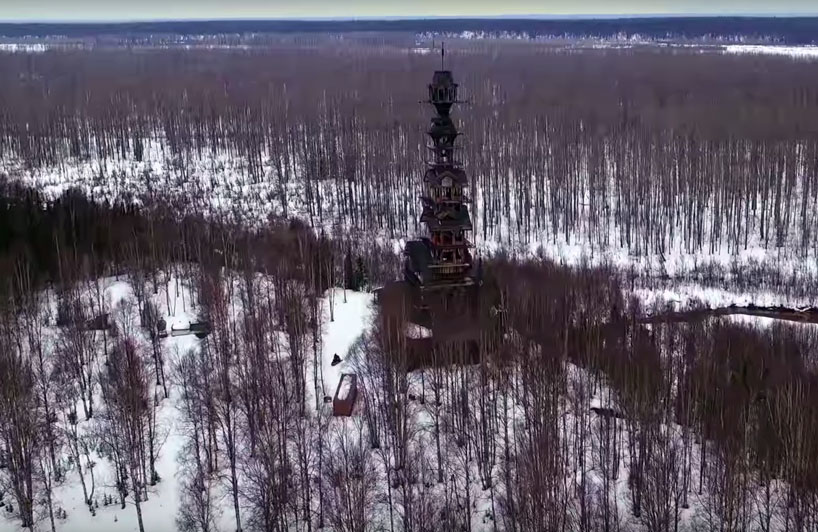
2 13 818 25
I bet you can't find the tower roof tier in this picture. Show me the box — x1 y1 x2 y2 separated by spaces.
424 167 468 186
426 144 463 151
428 118 459 140
432 70 456 87
428 70 460 116
403 238 475 290
420 196 471 207
421 207 473 231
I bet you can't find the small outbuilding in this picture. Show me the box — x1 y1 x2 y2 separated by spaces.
84 313 111 331
333 373 358 417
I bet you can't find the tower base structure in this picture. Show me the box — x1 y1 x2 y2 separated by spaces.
376 279 495 371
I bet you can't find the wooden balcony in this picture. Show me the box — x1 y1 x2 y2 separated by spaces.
428 262 471 275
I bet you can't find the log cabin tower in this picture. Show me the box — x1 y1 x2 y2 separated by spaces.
404 58 475 290
374 49 490 370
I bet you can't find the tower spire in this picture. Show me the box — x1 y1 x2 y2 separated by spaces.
441 41 445 70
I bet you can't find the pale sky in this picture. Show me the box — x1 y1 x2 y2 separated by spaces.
1 0 817 22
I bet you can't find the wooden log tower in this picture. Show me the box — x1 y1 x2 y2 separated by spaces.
404 52 476 291
374 46 494 370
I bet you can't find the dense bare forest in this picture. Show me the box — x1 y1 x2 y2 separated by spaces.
4 39 818 286
1 34 818 532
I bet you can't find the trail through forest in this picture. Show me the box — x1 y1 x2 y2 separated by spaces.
639 304 818 325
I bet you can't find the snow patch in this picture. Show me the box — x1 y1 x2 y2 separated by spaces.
405 322 433 339
724 44 818 59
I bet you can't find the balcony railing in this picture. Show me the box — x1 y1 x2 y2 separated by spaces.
428 263 471 274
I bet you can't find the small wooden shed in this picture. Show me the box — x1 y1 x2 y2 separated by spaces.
84 313 111 331
333 373 358 417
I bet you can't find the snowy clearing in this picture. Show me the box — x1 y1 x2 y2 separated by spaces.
724 44 818 59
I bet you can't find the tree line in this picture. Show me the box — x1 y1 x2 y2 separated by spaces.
2 18 817 42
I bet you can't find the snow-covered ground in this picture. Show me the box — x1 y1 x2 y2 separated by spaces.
0 272 374 532
2 266 811 531
319 289 375 403
0 275 196 532
1 36 816 532
633 282 814 312
724 44 818 59
0 43 51 53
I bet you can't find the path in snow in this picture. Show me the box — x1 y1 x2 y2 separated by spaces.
638 304 818 326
